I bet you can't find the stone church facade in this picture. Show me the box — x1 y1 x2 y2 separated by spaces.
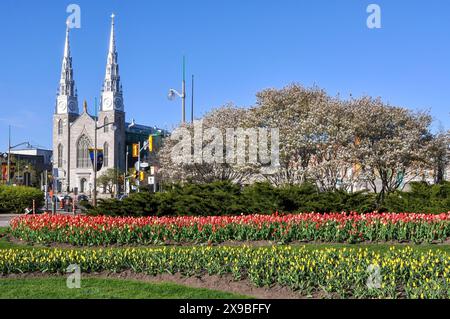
53 16 126 194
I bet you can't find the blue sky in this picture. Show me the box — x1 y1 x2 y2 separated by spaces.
0 0 449 151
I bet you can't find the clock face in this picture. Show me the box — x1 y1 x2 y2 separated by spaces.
114 97 123 111
68 101 76 112
104 98 113 109
58 101 67 112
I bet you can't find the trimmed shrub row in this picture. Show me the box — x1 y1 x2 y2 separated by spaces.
88 181 450 217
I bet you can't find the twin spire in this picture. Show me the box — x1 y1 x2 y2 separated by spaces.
58 14 121 113
58 21 76 97
103 13 122 95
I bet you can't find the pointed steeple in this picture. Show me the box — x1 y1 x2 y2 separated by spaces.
108 13 116 57
63 23 70 59
56 21 78 114
103 13 121 94
59 22 76 96
101 13 124 112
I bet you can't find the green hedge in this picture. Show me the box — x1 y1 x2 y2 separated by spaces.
88 181 450 217
0 185 44 214
383 182 450 214
88 181 378 216
87 181 450 217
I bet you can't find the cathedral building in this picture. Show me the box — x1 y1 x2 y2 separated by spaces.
53 15 160 194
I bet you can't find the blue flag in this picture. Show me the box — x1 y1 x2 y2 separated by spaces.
89 148 104 172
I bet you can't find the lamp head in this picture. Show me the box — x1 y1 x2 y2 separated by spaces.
128 119 136 128
168 89 176 101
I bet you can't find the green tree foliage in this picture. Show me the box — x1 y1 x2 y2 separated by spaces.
0 185 44 214
97 168 124 194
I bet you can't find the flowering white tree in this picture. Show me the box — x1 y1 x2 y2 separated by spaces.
349 97 433 200
248 84 330 186
158 105 258 184
158 83 438 196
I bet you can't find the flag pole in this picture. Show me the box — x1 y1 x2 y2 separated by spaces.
191 75 194 124
182 56 186 124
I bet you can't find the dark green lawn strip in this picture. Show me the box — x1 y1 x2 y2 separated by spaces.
2 226 450 254
0 277 249 299
0 227 34 250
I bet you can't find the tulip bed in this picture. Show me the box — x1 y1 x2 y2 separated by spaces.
9 213 450 246
0 246 449 299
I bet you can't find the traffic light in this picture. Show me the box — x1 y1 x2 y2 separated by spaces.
132 144 139 158
148 135 154 152
139 171 145 181
133 169 139 179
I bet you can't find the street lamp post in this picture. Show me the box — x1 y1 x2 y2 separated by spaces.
7 126 11 185
124 146 129 196
93 121 117 206
127 120 149 194
149 131 163 193
92 101 117 207
168 56 186 124
135 141 149 193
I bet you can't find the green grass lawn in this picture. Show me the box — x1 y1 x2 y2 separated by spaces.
0 227 13 249
0 227 32 250
0 277 249 299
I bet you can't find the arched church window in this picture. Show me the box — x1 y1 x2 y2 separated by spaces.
104 142 109 167
104 117 109 133
57 144 63 168
58 119 63 135
77 135 91 168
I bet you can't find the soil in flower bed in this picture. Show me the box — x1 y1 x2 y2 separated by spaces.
1 271 323 299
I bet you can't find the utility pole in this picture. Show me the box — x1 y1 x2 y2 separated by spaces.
191 75 195 124
137 141 141 192
93 99 98 207
168 56 187 124
153 167 157 193
182 56 186 124
7 125 11 185
124 146 128 196
44 170 48 210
